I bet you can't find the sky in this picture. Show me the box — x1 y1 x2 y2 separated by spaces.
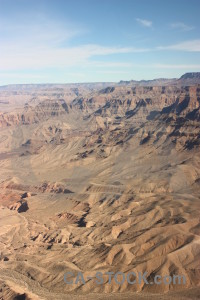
0 0 200 85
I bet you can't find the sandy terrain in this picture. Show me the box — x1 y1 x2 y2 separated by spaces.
0 77 200 299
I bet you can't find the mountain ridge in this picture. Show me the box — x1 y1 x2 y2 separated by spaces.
1 72 200 90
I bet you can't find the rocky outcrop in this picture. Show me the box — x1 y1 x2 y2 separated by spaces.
9 199 28 213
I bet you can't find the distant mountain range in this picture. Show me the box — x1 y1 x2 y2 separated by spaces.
0 72 200 91
119 72 200 86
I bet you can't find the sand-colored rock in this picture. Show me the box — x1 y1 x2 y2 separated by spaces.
0 76 200 299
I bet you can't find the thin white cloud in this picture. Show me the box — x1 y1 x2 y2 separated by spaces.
136 18 152 28
88 61 134 68
153 64 200 69
0 44 150 71
170 22 194 31
157 39 200 52
0 17 83 48
0 14 151 71
95 70 130 74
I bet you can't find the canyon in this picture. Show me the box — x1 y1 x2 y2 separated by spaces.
0 73 200 299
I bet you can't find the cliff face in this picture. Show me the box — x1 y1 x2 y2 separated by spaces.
1 84 199 128
0 99 70 127
180 72 200 79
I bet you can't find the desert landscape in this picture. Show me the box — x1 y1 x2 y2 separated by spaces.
0 73 200 299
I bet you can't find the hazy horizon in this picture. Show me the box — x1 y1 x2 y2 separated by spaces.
0 73 189 87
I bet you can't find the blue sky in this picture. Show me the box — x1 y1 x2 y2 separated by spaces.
0 0 200 84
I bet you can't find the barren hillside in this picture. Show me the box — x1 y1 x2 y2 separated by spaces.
0 74 200 300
